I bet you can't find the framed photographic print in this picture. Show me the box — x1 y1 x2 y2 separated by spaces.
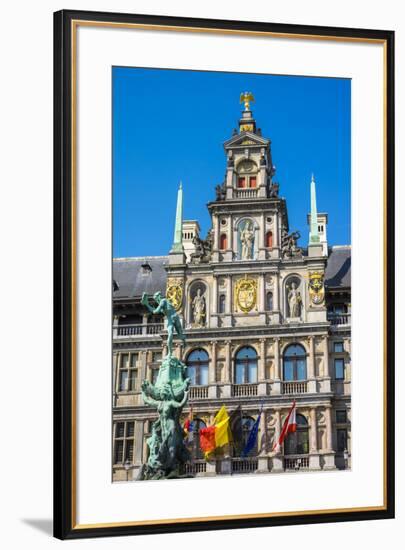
54 9 395 540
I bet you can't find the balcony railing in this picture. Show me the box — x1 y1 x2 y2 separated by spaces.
282 381 308 395
327 313 351 326
235 188 258 199
232 383 258 397
115 323 164 337
284 455 310 471
232 457 258 474
180 460 207 476
189 386 209 400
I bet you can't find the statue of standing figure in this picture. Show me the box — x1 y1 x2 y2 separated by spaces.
240 220 255 260
288 282 302 317
141 291 185 355
192 288 206 327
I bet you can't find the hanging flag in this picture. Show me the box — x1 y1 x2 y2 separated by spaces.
241 407 262 458
183 405 194 443
229 405 244 455
272 400 297 452
199 405 231 459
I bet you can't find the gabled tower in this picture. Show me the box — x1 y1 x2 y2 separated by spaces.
208 93 287 263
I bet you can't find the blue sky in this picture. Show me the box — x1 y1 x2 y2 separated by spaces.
113 67 350 258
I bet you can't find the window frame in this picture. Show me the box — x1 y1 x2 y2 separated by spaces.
235 346 258 384
186 349 210 386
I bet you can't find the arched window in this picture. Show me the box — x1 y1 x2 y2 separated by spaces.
284 414 309 455
219 294 226 314
220 233 228 250
240 416 257 457
283 344 307 381
266 292 273 311
265 231 273 248
186 349 209 386
235 346 258 384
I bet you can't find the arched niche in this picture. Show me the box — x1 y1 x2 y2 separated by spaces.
234 217 259 260
188 280 208 329
284 274 305 320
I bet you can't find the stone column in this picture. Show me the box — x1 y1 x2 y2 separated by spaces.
258 338 267 396
259 274 265 311
209 340 217 398
309 407 321 470
323 406 336 470
258 212 266 260
323 336 331 392
325 406 333 451
271 409 284 472
142 313 148 335
307 336 316 393
272 338 281 395
211 276 218 328
223 340 232 397
257 409 269 472
112 315 119 338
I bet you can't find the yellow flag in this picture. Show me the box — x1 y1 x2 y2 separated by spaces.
214 405 229 425
215 417 230 448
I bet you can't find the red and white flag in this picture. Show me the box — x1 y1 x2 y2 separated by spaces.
272 400 297 452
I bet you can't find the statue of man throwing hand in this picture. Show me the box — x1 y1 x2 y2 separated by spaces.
141 291 186 356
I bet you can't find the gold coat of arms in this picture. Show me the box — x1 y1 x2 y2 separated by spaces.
235 276 257 313
166 279 183 311
308 272 325 305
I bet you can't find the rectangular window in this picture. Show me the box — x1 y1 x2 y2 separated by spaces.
120 353 129 368
334 342 344 353
336 410 347 423
152 351 162 363
249 176 257 188
337 428 348 452
151 368 159 384
119 370 128 391
113 421 135 464
238 177 246 188
130 353 138 367
334 358 345 380
128 369 137 391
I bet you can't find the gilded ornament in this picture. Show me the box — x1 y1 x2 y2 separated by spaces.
308 271 325 305
235 275 257 313
166 278 183 311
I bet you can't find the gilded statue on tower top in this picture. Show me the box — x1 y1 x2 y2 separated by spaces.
240 91 255 111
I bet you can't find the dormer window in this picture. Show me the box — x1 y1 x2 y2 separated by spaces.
141 263 152 275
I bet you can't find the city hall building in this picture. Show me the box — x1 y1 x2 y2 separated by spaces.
112 99 351 481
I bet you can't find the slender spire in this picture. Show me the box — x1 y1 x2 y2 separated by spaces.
309 174 320 244
171 181 184 253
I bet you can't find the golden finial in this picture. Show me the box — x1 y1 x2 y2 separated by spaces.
240 91 255 111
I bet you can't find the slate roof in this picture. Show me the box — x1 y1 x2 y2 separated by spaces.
112 246 351 299
325 246 351 289
113 256 168 299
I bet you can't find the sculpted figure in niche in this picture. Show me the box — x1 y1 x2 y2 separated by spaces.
288 281 302 317
192 288 206 327
240 220 255 260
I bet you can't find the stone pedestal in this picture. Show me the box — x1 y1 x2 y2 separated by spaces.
307 379 317 393
258 382 268 396
322 452 337 470
208 385 218 399
271 381 282 395
222 384 232 398
309 453 321 470
220 458 232 475
271 455 284 473
206 461 217 476
257 456 269 473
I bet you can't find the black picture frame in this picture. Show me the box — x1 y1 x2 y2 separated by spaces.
54 9 395 540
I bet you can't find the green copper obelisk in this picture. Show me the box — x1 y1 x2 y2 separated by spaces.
309 174 320 244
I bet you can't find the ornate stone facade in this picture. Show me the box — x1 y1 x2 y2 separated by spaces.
112 102 351 481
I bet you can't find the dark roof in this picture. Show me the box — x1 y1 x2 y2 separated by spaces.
325 246 351 289
112 246 351 299
113 256 168 299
